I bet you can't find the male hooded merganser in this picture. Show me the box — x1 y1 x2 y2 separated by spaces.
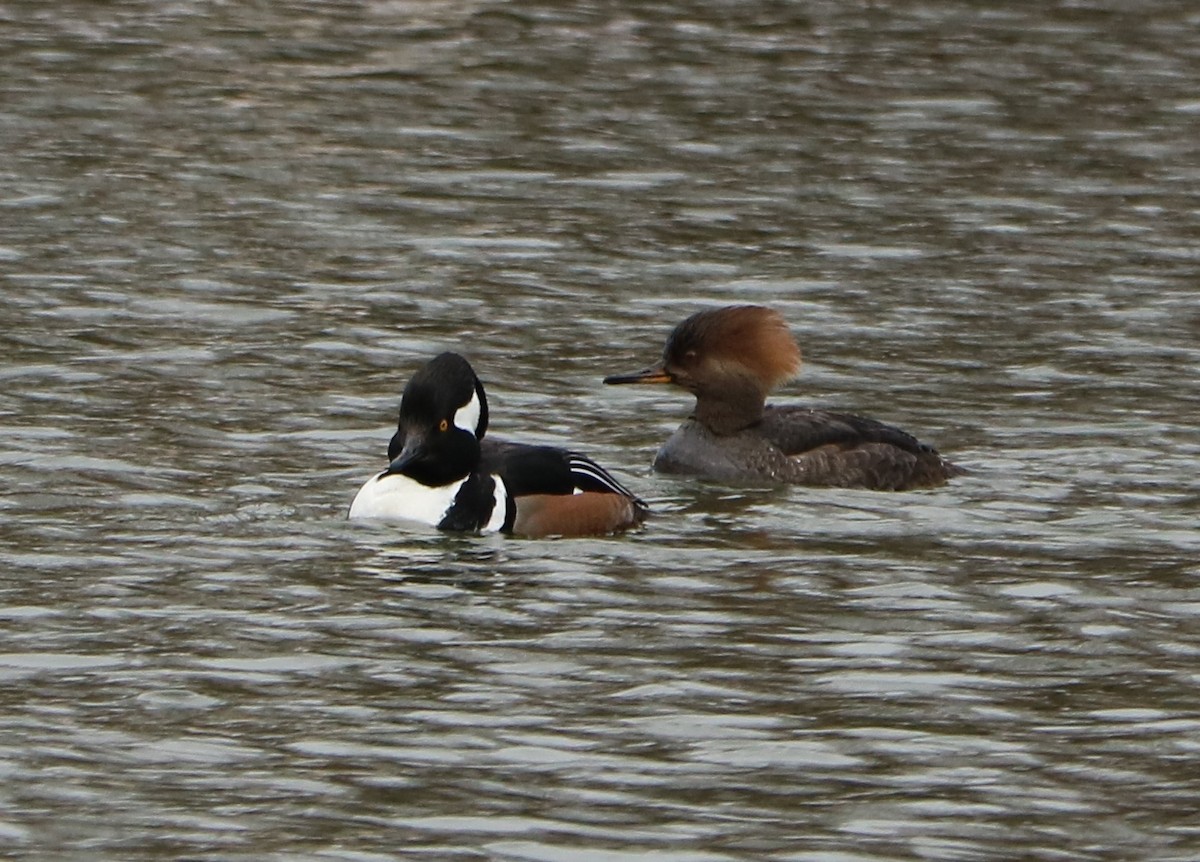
350 352 648 537
604 305 963 490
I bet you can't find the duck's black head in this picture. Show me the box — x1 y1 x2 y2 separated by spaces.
386 352 490 486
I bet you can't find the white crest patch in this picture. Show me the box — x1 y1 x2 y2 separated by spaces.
453 389 482 436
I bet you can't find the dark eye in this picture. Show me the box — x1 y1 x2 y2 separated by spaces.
438 419 449 432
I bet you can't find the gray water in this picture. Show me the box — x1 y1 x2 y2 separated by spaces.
3 1 1199 860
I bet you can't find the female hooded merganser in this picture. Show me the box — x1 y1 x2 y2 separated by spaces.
604 305 962 491
350 352 648 537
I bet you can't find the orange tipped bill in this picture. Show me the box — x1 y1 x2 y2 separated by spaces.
603 365 673 385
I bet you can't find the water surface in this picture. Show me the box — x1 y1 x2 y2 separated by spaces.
2 1 1199 859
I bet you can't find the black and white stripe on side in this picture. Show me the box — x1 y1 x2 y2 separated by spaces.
436 472 510 532
566 452 641 499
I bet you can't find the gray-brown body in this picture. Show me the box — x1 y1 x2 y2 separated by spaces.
654 408 962 490
605 306 964 492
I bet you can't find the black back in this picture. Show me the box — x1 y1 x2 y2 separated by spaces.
481 439 646 511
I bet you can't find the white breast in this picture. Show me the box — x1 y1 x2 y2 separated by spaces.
348 471 462 527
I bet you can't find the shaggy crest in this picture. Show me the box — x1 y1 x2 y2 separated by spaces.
665 305 801 392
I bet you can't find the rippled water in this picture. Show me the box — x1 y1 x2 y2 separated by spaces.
3 1 1199 859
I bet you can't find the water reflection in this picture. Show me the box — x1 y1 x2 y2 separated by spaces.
3 0 1200 859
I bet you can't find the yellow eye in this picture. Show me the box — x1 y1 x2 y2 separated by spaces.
439 419 449 432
